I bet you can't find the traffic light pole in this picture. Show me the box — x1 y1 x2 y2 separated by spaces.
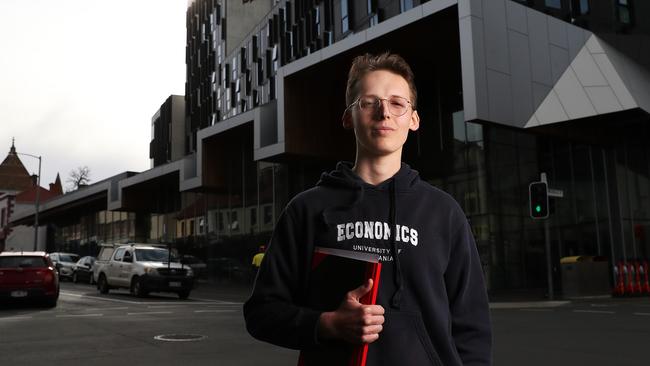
541 173 554 300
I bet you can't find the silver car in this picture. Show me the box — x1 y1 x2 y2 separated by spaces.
49 252 80 281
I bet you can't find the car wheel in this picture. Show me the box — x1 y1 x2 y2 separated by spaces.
131 277 148 298
98 274 109 294
178 290 190 300
72 272 78 283
43 296 58 308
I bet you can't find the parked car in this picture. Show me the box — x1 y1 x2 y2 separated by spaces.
94 244 194 299
0 251 59 307
49 252 80 280
72 256 96 284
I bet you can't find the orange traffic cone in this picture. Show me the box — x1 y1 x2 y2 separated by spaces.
615 262 626 297
625 262 636 296
634 261 643 294
642 261 650 295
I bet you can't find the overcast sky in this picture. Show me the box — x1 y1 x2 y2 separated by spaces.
0 0 187 190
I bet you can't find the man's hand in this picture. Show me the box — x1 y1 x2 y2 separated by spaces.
317 279 385 344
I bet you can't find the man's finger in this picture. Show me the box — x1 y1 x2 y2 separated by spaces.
361 314 385 326
347 279 373 301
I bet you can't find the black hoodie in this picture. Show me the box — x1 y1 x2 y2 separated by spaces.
244 162 492 366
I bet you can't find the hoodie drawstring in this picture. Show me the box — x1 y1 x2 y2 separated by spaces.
389 180 403 309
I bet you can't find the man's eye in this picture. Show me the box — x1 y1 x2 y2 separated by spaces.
390 99 407 107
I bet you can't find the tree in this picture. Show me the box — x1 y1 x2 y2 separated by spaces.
67 166 91 191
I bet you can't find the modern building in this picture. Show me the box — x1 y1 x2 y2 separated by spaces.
12 0 650 295
150 95 187 168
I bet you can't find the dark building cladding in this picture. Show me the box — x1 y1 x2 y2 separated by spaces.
180 0 650 294
10 0 650 296
150 95 185 168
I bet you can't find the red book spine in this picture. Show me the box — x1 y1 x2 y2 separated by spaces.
350 262 382 366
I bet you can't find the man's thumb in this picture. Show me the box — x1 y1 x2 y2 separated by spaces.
348 278 373 301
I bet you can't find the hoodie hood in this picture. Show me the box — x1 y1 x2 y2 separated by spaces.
317 161 420 309
316 161 420 224
316 161 420 192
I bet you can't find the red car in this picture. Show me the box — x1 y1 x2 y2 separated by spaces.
0 251 59 307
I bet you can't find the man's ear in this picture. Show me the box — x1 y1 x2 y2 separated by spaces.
409 110 420 131
342 110 354 129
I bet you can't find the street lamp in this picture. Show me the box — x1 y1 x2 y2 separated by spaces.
16 152 41 251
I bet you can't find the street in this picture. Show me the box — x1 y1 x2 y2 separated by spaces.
1 282 649 365
0 281 296 366
491 298 650 366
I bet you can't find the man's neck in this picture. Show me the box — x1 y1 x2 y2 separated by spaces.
352 153 402 186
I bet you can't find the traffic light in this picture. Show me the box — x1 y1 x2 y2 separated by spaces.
529 181 549 219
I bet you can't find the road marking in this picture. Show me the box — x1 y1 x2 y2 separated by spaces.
634 312 650 316
0 316 33 321
573 310 615 314
148 305 182 309
190 297 243 305
84 307 129 311
519 309 553 312
61 291 142 304
127 311 173 316
61 291 225 305
56 314 104 318
194 310 237 313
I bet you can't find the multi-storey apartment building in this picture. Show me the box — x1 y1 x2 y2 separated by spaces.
13 0 650 294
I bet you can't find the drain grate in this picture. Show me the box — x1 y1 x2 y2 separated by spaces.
154 334 207 342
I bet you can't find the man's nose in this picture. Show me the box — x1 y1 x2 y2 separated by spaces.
374 99 391 119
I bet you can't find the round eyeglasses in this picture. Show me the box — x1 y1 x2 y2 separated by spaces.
348 95 413 117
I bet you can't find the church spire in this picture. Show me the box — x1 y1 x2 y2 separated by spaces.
9 137 16 154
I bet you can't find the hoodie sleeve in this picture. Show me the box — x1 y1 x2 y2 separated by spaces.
444 218 493 366
243 206 321 350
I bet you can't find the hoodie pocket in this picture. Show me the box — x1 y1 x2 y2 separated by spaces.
367 310 443 366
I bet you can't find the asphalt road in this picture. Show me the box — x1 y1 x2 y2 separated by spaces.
0 281 296 366
1 281 650 365
491 298 650 366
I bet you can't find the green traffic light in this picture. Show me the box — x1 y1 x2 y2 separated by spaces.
535 205 542 213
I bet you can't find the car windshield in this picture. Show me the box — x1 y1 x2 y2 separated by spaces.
135 249 179 262
59 254 80 263
0 256 48 268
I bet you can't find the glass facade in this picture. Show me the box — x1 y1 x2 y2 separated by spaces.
412 113 650 293
51 210 140 257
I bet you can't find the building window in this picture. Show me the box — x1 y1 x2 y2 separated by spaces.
579 0 589 14
263 205 273 225
230 211 239 231
368 0 378 26
544 0 561 9
250 207 257 227
400 0 414 12
341 0 349 34
217 212 224 231
1 208 5 226
617 0 632 24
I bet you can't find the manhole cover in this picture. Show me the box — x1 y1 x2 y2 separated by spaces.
154 334 207 342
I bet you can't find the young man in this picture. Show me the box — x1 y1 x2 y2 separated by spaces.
244 53 492 365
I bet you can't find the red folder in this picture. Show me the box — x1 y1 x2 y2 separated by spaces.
298 247 382 366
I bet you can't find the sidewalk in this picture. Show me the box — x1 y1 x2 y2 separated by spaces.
189 281 650 308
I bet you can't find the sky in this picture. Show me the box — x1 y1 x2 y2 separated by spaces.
0 0 187 190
